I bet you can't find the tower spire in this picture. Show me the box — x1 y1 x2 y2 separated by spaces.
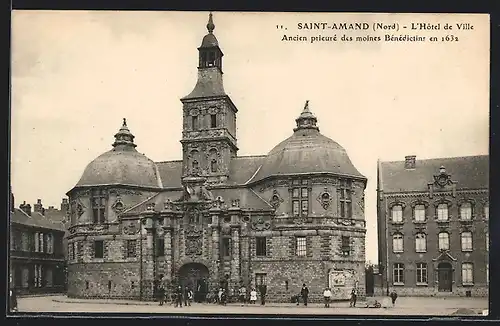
207 12 215 34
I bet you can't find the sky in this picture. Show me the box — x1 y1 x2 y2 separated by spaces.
10 11 490 263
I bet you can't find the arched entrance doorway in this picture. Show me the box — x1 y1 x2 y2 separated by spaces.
437 262 453 292
178 263 209 302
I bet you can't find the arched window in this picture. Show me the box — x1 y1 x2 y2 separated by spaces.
460 231 473 251
415 233 426 253
391 205 403 223
460 202 472 220
192 160 199 171
392 233 404 253
437 203 449 221
413 204 426 222
438 232 450 250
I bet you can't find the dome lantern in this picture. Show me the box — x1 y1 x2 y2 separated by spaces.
112 118 137 150
294 100 319 132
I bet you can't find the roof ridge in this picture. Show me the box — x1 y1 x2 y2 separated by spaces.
234 155 267 159
381 154 488 164
155 160 183 164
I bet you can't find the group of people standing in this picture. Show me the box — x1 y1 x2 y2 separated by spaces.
156 283 194 308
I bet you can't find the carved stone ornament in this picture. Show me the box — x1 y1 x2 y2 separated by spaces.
359 194 365 213
269 190 283 209
251 217 271 231
337 218 354 226
185 236 203 255
433 166 454 188
221 224 231 235
208 107 218 115
123 220 140 235
185 224 203 237
317 188 332 210
109 189 143 196
112 197 125 214
293 217 307 225
189 109 200 116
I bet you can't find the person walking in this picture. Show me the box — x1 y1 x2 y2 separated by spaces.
158 283 165 306
349 288 357 307
239 285 247 306
390 290 398 307
323 287 332 308
175 285 183 308
250 288 257 304
259 285 267 306
300 284 309 307
221 288 228 306
186 287 193 306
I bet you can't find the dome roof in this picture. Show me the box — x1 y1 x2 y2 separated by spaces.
75 119 162 188
251 102 365 183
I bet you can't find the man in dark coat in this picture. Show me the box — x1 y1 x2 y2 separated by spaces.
259 285 267 306
175 285 183 307
390 290 398 307
300 284 309 306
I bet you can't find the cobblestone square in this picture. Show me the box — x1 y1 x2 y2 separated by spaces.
12 295 489 316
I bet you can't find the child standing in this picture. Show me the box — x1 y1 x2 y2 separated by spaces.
250 288 257 304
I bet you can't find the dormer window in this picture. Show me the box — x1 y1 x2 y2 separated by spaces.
391 205 403 223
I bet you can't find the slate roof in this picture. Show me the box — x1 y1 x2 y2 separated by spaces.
181 69 226 100
11 208 67 232
378 155 489 193
155 155 266 188
250 128 366 183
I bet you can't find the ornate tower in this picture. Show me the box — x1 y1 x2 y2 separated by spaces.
180 12 238 186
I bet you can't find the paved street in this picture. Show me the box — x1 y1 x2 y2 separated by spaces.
13 295 488 316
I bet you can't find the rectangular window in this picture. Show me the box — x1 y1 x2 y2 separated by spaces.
461 232 473 252
21 232 30 251
222 238 231 257
461 263 474 285
393 263 405 284
210 114 217 128
34 264 43 288
255 273 267 286
414 205 426 222
392 234 404 253
460 203 472 220
339 180 353 219
91 189 106 224
296 236 307 256
157 238 165 257
341 236 351 256
292 200 300 217
486 263 489 284
438 232 450 251
291 180 309 217
192 116 198 131
73 242 78 260
256 237 267 256
69 243 74 260
484 205 489 219
391 205 403 223
486 232 489 252
45 268 53 287
126 240 137 258
437 204 449 221
416 263 427 284
415 233 427 253
94 240 104 259
34 232 40 252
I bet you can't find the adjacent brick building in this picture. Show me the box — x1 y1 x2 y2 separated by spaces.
65 13 368 302
9 193 69 295
376 155 489 297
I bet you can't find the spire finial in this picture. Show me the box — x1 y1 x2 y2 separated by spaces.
207 12 215 34
123 118 127 126
303 100 310 112
113 118 136 149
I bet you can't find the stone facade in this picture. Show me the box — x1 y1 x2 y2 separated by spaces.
65 13 368 303
377 155 489 297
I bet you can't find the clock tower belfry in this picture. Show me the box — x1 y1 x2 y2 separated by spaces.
180 12 238 185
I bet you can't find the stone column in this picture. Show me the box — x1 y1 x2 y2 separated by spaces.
163 228 173 282
143 228 155 300
231 227 241 288
210 220 220 290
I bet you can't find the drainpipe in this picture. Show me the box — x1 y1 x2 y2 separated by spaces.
385 198 390 296
139 220 143 301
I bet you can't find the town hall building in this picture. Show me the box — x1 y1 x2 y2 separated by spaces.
65 13 368 302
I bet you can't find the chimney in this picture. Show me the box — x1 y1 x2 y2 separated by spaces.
404 155 416 169
61 198 69 213
20 201 32 216
34 198 44 214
